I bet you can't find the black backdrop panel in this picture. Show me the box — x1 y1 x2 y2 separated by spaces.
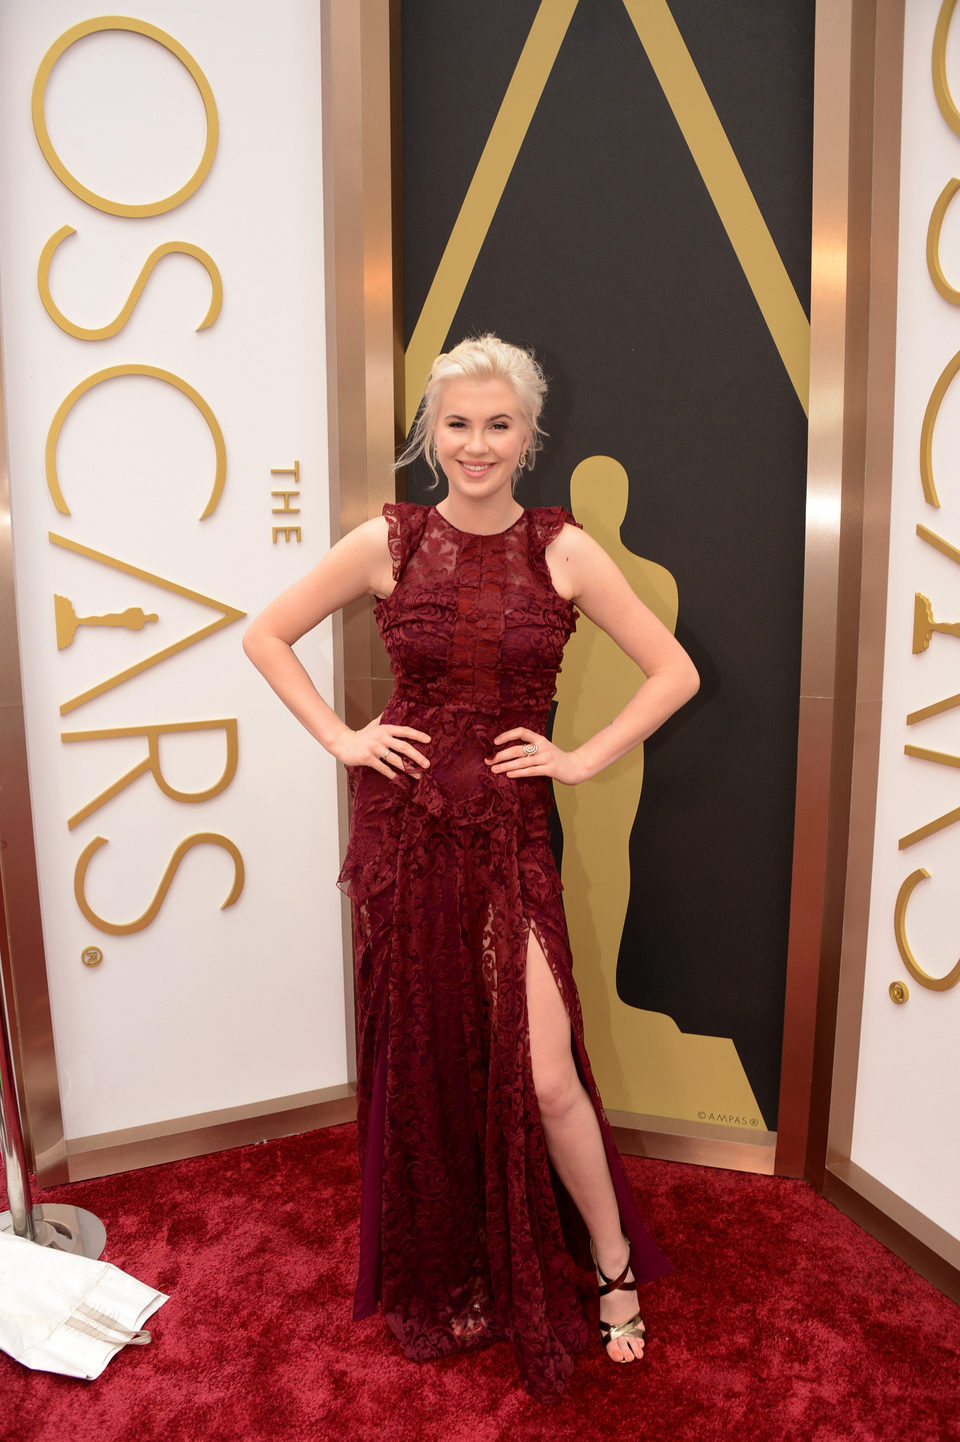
400 0 814 1129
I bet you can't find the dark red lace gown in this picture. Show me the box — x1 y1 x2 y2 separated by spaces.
338 503 670 1400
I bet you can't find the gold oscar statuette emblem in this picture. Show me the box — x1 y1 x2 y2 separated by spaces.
55 595 159 651
913 593 960 653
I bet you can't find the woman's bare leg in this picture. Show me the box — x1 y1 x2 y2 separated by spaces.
525 928 644 1362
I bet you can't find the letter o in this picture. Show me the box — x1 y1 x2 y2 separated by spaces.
31 17 218 217
934 0 960 137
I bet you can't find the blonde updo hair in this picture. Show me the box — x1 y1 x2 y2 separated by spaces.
397 334 547 487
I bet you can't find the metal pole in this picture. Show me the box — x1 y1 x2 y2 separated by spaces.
0 964 35 1240
0 961 106 1258
0 286 106 1259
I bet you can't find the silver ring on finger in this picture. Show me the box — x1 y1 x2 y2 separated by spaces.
521 742 539 756
380 752 391 762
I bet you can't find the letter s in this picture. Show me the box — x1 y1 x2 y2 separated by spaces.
75 832 244 936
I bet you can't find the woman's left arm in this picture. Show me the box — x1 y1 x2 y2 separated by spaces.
487 525 700 785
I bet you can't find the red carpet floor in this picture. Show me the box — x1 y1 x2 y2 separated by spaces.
1 1122 958 1442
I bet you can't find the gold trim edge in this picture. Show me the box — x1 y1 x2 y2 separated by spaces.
36 1085 357 1183
826 1153 960 1275
612 1122 777 1176
606 1108 776 1148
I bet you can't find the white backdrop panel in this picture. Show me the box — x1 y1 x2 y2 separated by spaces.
0 0 347 1138
852 0 960 1239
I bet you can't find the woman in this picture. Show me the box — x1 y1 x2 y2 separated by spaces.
244 335 699 1399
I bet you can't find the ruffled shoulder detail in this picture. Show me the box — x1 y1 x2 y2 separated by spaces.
527 506 581 551
526 506 581 588
382 501 431 580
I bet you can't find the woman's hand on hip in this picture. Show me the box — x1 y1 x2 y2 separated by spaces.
330 719 431 781
485 728 589 786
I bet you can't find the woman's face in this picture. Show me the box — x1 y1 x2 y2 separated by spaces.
433 378 529 504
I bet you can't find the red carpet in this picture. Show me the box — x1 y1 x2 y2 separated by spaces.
1 1123 957 1442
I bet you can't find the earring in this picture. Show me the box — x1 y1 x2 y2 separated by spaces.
519 450 527 468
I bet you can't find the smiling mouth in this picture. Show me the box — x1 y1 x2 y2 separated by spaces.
458 461 494 476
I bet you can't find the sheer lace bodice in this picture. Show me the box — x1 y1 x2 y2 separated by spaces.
377 504 577 710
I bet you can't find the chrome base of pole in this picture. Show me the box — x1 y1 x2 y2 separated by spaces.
1 1203 106 1260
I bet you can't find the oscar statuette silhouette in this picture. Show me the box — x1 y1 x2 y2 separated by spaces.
553 456 764 1129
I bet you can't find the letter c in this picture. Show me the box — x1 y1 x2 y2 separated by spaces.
46 364 226 520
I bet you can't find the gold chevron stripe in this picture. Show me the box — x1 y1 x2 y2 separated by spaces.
622 0 810 414
403 0 580 431
405 0 809 422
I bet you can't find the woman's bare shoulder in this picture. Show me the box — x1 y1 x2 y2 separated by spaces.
342 513 390 549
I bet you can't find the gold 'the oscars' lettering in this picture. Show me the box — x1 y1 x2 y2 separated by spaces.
49 534 244 715
62 719 239 830
45 365 227 520
74 832 244 936
32 17 218 217
894 869 960 991
38 226 222 341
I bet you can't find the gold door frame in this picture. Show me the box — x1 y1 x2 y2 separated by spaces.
774 0 893 1180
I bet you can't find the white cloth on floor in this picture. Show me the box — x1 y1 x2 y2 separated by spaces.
0 1231 168 1380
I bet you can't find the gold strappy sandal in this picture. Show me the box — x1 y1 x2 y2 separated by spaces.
590 1234 646 1361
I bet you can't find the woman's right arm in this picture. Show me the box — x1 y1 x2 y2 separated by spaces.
242 516 430 778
